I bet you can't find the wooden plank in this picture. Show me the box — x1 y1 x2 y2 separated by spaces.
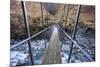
42 27 61 64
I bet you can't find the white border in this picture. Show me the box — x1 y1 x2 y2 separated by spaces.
19 0 95 5
0 0 10 67
0 0 99 67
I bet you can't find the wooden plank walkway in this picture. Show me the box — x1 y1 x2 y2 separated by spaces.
42 27 61 64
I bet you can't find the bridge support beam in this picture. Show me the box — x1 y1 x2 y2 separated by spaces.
67 5 81 63
21 1 34 65
65 4 69 30
40 2 44 26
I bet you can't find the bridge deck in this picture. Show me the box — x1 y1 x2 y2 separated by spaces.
42 27 61 64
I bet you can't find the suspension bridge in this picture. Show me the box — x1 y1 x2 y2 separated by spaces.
10 1 94 66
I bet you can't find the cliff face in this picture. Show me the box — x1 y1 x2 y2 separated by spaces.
62 5 95 31
10 0 95 39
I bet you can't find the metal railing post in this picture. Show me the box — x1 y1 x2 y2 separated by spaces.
67 5 81 63
47 11 48 25
21 1 34 65
65 4 69 30
63 4 66 21
40 2 44 26
44 32 47 49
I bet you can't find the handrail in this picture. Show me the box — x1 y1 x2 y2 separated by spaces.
57 24 94 61
11 27 49 49
67 5 81 63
